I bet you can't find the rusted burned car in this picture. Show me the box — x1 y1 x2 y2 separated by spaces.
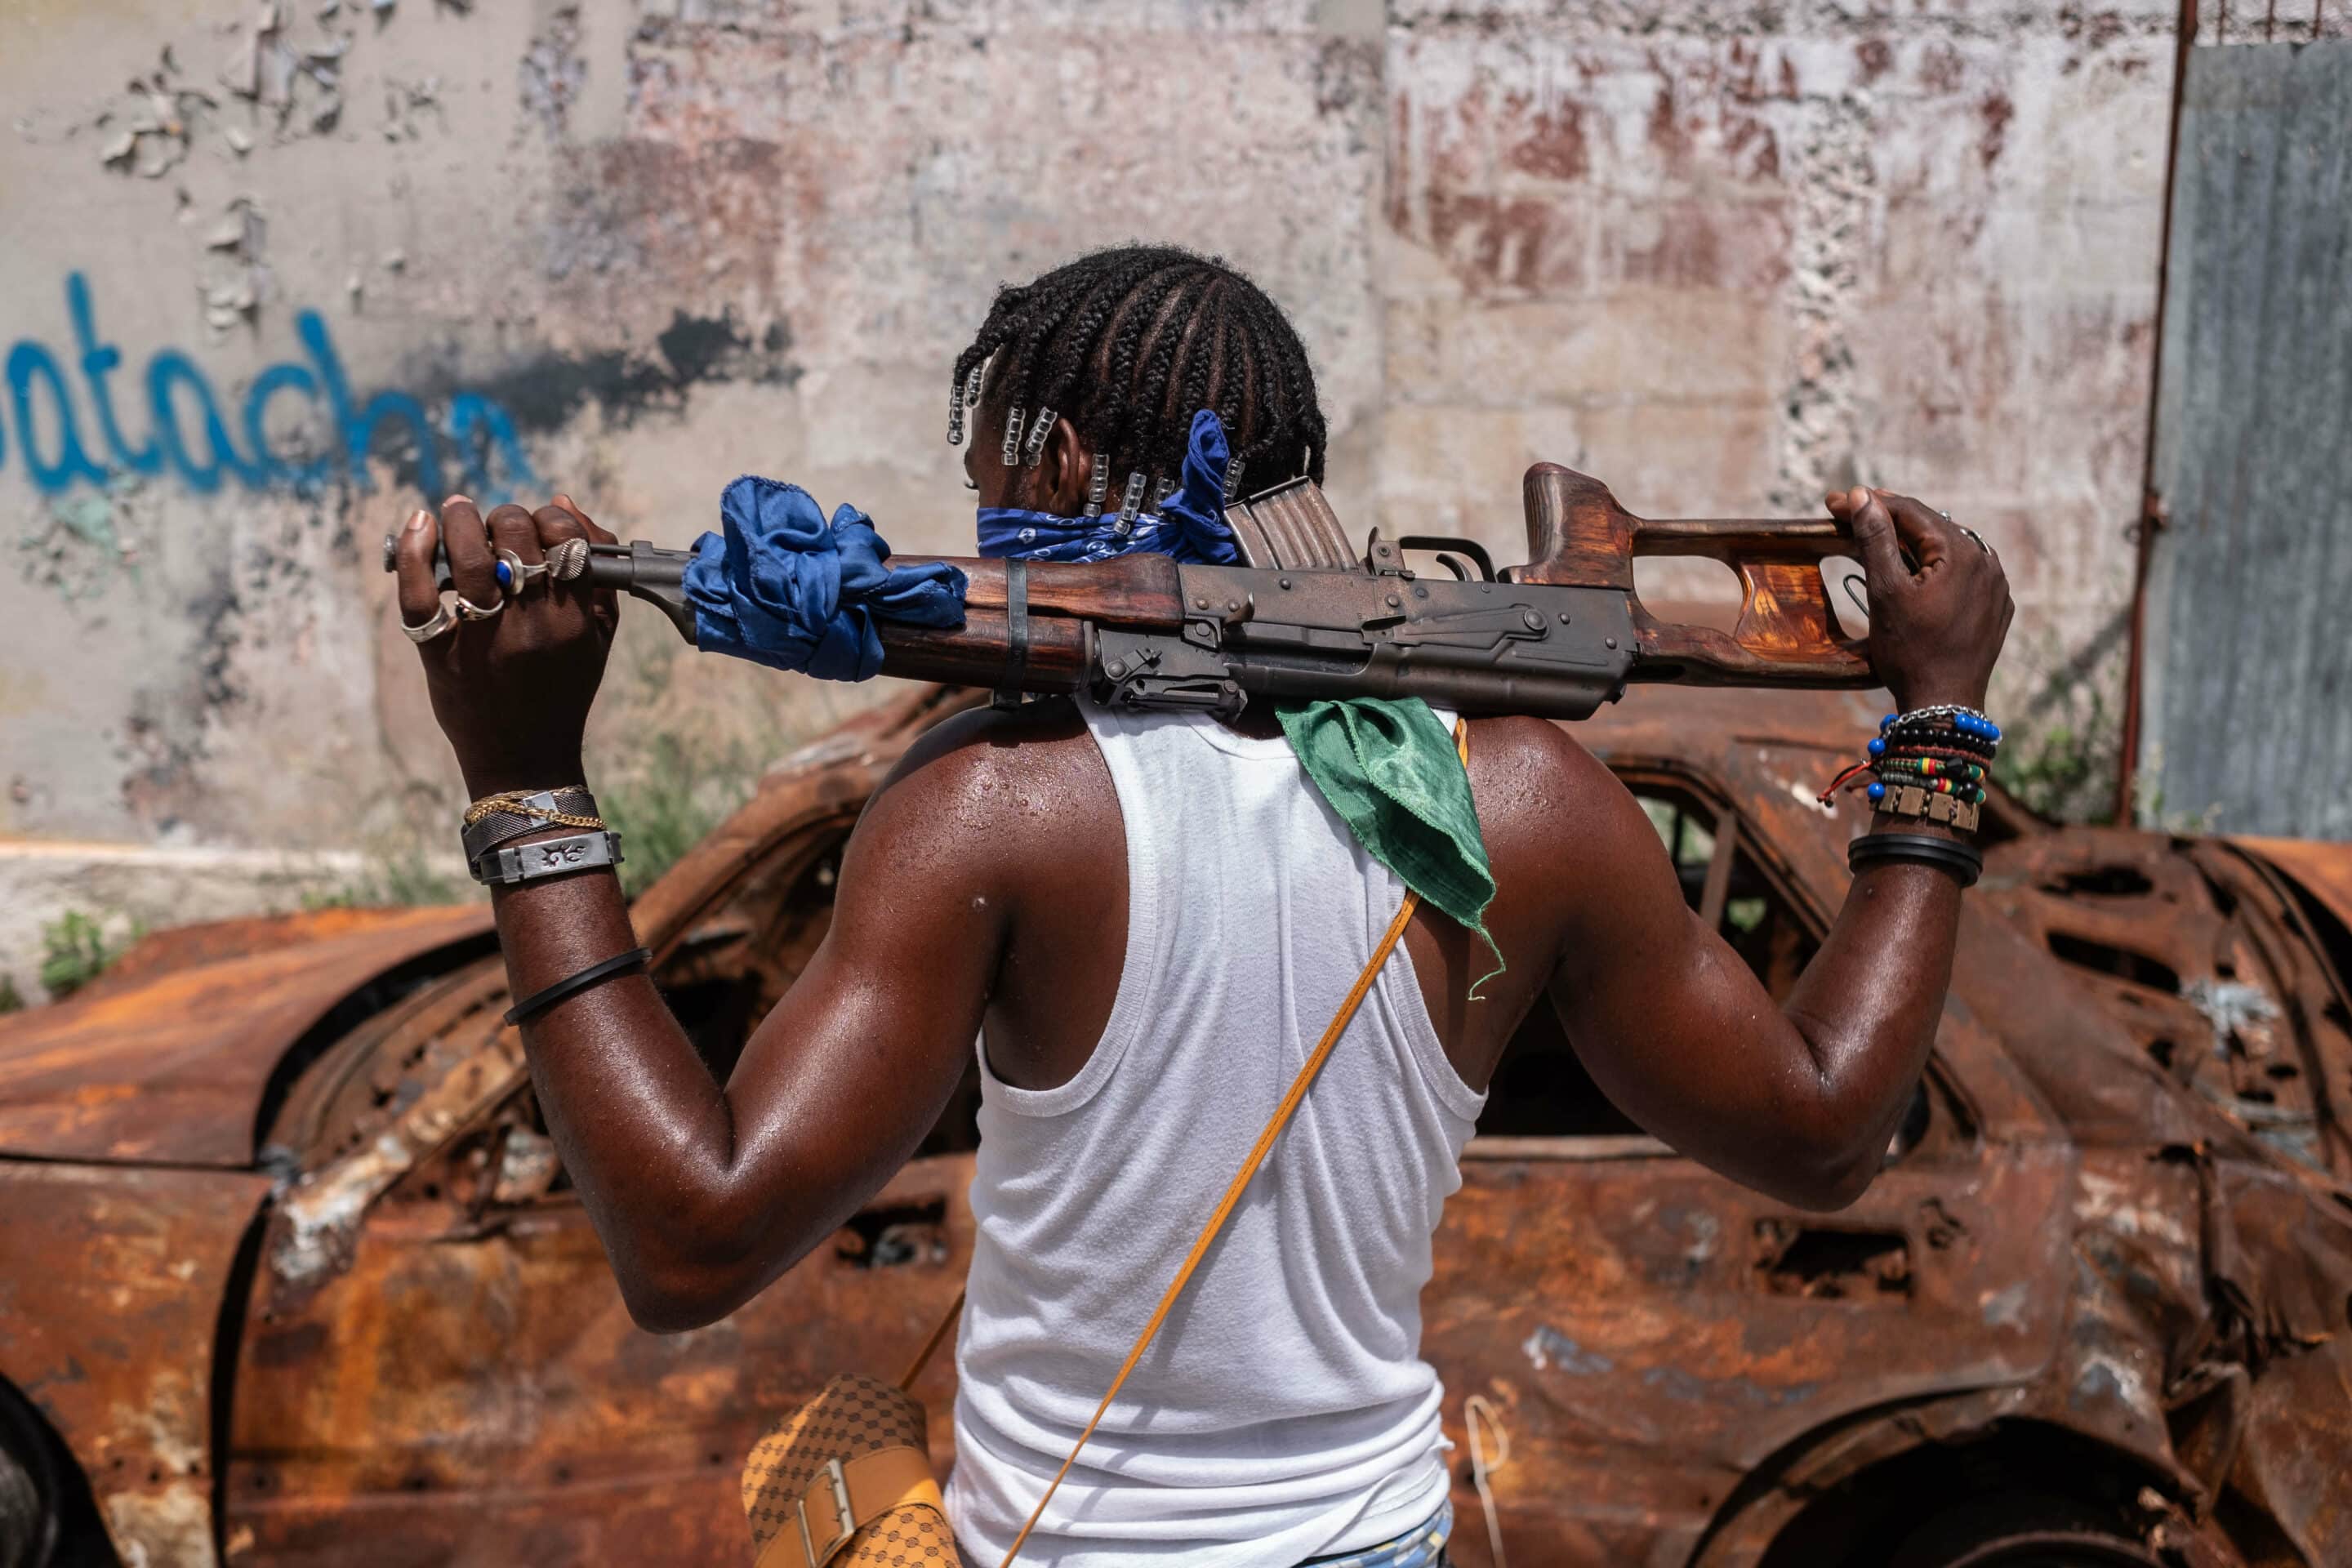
3 681 2350 1568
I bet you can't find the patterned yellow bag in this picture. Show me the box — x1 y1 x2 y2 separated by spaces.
740 1372 955 1568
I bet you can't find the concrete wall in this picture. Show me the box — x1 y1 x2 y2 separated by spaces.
0 0 2226 997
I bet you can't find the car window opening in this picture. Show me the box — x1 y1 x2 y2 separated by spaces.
1475 776 1822 1143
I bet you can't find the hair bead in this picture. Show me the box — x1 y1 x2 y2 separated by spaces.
1022 405 1057 467
1116 470 1147 533
1083 452 1110 518
1001 406 1026 468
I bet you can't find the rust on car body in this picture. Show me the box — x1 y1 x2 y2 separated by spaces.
2 680 2348 1568
0 905 494 1165
0 1161 274 1565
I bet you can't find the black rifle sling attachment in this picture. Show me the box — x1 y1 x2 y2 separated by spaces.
994 555 1031 710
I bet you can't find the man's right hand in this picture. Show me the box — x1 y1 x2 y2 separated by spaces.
1829 486 2015 714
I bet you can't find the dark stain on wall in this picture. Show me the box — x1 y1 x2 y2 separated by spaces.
403 310 800 443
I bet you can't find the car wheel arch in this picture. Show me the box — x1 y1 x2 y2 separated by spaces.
1687 1392 2216 1568
0 1377 118 1568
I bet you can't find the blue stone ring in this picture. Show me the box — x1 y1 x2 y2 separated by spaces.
495 547 552 595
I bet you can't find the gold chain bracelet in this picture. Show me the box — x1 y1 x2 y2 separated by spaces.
464 791 605 831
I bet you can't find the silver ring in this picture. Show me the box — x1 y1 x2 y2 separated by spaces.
1960 526 1990 554
400 599 458 644
453 592 505 623
546 537 590 582
497 547 551 595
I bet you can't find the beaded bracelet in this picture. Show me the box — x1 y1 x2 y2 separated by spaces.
1818 705 2003 835
1870 732 1996 764
1872 756 1984 782
1880 706 2002 744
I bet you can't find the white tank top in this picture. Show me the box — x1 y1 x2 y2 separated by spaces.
944 701 1487 1567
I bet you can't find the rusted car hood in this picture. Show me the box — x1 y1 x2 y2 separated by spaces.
0 904 493 1167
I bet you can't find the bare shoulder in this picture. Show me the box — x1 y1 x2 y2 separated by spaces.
1462 715 1627 828
1460 714 1663 892
880 696 1103 797
858 697 1115 875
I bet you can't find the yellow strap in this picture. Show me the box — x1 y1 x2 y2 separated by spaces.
752 1445 946 1568
898 1286 965 1392
994 719 1466 1566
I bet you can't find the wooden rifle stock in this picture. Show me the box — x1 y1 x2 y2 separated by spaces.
1509 463 1868 688
387 466 1876 719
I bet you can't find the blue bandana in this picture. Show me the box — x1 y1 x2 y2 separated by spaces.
975 408 1241 566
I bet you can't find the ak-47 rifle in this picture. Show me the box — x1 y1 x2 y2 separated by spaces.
388 466 1878 719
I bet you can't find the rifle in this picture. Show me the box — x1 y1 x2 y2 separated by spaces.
386 466 1876 719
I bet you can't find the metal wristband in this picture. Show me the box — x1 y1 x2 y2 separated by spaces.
461 787 601 866
473 829 625 887
1847 831 1983 889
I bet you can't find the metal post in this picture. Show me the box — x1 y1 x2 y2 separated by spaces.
2113 0 2200 824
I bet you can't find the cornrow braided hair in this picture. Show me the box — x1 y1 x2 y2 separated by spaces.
948 245 1328 493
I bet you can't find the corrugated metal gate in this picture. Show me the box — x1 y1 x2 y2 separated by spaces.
2140 40 2352 840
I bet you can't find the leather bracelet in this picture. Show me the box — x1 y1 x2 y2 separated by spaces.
461 786 601 866
505 947 654 1027
1872 785 1983 833
474 829 624 887
1847 831 1983 889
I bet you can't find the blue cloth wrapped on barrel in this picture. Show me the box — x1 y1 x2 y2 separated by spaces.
682 476 968 682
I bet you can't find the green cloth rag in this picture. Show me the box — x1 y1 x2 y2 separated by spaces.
1276 696 1505 997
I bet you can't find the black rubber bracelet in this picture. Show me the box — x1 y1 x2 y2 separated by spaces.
1847 831 1983 889
504 947 654 1028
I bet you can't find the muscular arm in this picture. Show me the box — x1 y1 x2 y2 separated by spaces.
495 716 1012 1330
1528 487 2011 1210
392 498 1036 1330
1525 729 1958 1210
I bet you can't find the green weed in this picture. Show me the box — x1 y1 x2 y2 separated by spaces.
599 733 755 898
38 911 122 1000
1991 628 2127 825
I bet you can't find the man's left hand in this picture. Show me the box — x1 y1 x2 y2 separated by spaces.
390 495 620 797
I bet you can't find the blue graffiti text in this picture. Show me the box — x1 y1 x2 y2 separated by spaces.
2 272 537 503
